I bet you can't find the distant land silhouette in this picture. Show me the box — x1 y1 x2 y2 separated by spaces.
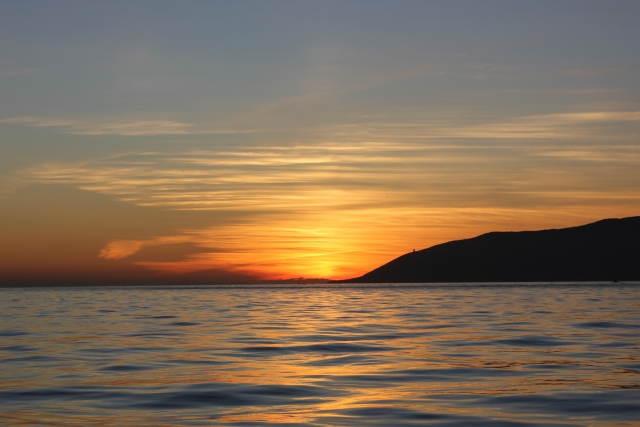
338 216 640 283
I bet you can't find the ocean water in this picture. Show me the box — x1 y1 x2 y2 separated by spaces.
1 283 639 427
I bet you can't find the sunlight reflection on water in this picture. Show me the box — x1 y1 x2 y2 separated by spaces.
1 283 639 426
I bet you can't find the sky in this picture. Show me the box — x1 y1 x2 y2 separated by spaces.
1 0 639 283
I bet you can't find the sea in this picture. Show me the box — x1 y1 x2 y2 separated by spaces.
1 283 639 426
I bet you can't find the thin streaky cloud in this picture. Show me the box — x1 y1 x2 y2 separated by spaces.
3 109 639 138
99 236 194 260
21 138 640 213
330 111 640 141
1 117 260 136
537 149 640 163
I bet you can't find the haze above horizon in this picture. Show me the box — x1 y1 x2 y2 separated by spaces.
1 1 639 283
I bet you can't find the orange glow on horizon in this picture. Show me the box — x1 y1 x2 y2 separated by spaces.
100 205 640 281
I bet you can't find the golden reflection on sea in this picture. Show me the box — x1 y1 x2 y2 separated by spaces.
0 284 639 426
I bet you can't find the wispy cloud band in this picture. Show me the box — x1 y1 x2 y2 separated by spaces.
3 110 638 138
11 109 640 279
1 117 256 136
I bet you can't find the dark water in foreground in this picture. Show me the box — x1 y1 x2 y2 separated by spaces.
1 283 639 426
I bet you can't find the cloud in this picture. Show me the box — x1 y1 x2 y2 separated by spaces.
4 109 638 138
19 116 640 213
95 203 640 280
0 117 257 136
99 236 194 259
19 144 470 211
334 111 640 141
537 149 640 163
12 108 640 279
99 240 147 260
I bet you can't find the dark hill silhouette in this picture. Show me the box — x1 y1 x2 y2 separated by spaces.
339 216 640 283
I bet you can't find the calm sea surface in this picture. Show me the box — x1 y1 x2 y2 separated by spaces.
1 283 639 426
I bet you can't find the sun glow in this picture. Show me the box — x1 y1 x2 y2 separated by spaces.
7 111 640 282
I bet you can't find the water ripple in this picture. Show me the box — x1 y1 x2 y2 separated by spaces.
0 283 639 426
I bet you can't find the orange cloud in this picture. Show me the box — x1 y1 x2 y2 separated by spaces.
99 236 195 260
11 109 640 281
99 240 148 260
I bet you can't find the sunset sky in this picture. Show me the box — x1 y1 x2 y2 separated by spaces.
1 1 639 283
